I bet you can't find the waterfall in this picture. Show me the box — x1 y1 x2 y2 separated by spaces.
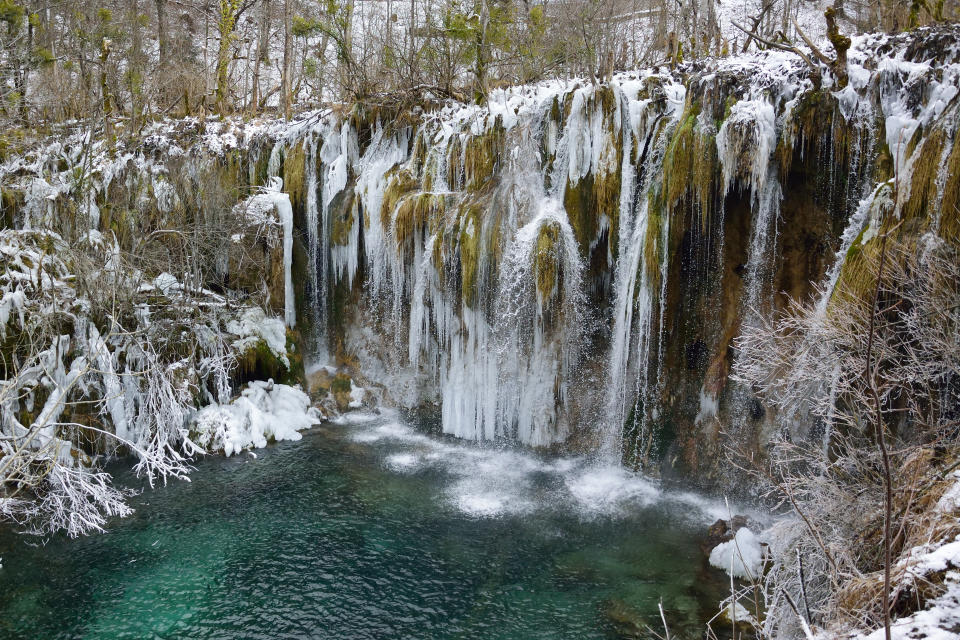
6 30 941 464
716 95 781 319
304 130 323 344
604 80 686 461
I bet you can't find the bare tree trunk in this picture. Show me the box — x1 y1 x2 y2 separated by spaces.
251 0 269 114
866 230 894 640
215 0 242 113
130 0 143 130
18 17 33 123
156 0 169 68
282 0 291 119
100 38 113 136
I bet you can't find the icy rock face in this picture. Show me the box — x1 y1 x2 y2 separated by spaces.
4 27 959 475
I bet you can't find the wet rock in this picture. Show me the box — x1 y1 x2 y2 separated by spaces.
701 515 755 555
602 598 650 638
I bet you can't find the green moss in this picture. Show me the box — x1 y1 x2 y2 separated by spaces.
455 195 501 309
660 101 714 229
563 173 596 256
379 168 418 231
411 132 428 183
643 203 664 289
845 227 867 261
463 118 505 190
0 128 29 165
938 134 960 242
284 329 306 385
103 206 134 247
250 144 272 187
778 90 850 180
234 337 300 386
458 201 483 308
330 372 352 394
282 143 307 214
1 187 21 228
902 127 944 224
394 192 447 253
534 221 561 309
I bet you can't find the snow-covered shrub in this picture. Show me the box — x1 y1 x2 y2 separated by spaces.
734 237 960 638
190 380 321 456
0 227 299 537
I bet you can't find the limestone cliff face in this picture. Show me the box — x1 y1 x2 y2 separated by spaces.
3 26 958 487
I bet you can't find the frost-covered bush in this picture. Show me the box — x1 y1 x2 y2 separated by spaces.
0 228 294 537
733 237 960 638
191 380 321 456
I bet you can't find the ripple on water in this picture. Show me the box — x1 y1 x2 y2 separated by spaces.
0 410 740 640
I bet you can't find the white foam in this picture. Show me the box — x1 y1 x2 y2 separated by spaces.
565 466 660 514
455 492 507 517
385 452 420 470
340 413 742 522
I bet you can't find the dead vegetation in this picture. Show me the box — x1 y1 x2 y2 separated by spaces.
733 234 960 638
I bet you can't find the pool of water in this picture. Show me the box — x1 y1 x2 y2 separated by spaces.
0 411 735 639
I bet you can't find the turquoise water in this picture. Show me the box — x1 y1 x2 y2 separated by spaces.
0 412 732 639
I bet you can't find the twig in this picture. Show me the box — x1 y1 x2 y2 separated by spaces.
781 588 817 640
730 21 817 73
866 227 893 640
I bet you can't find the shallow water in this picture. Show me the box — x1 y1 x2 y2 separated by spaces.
0 411 734 639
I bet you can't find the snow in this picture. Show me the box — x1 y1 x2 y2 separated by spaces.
225 307 290 368
191 380 321 457
826 472 960 640
710 527 765 580
937 472 960 513
262 178 296 328
845 573 960 640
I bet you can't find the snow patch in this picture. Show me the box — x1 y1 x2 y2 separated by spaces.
225 307 290 368
191 380 321 456
710 527 765 580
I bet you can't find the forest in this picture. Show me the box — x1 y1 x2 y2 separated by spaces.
0 0 955 125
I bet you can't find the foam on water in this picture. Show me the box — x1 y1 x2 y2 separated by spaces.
340 411 737 522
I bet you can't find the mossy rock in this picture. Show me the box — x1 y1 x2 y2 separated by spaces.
939 131 960 242
331 372 354 411
0 187 22 228
455 193 501 309
233 333 303 388
463 118 505 191
0 128 29 164
778 89 850 177
330 186 357 247
660 100 716 230
394 192 447 254
534 220 562 311
283 142 307 214
902 127 944 224
379 167 419 231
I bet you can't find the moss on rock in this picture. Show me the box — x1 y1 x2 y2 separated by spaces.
534 220 562 311
463 118 505 190
282 143 307 214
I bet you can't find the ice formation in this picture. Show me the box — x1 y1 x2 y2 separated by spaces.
191 381 321 456
3 29 957 461
709 527 765 580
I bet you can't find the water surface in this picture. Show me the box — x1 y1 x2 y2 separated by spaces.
0 411 732 639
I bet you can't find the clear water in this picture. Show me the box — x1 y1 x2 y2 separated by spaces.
0 412 733 639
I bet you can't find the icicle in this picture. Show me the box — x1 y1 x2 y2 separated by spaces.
264 177 296 327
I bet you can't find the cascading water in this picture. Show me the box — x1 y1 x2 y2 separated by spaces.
12 30 948 475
